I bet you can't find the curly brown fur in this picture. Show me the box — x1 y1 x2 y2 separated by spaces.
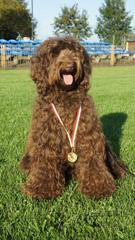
20 36 125 199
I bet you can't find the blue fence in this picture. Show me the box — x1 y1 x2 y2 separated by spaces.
80 41 134 55
0 39 42 56
0 39 134 57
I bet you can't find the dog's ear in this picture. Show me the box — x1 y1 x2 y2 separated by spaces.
31 55 49 95
79 50 92 92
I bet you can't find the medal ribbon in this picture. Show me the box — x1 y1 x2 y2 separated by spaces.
51 103 82 149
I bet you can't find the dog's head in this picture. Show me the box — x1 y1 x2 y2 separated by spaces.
31 37 91 95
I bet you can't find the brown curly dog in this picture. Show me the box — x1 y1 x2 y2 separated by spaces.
20 37 125 199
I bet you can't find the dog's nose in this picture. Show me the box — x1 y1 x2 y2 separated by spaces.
64 62 76 72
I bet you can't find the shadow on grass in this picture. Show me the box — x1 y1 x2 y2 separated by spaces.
101 112 127 156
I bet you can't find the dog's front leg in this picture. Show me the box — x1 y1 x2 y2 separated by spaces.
22 156 65 199
74 157 116 198
73 133 116 198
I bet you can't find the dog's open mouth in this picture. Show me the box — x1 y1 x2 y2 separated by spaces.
63 74 74 85
60 67 76 86
58 63 81 91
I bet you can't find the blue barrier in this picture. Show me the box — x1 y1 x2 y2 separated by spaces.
0 39 134 56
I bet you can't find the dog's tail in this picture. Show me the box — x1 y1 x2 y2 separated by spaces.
105 141 135 179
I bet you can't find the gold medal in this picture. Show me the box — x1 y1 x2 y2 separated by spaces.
51 103 81 165
68 151 78 163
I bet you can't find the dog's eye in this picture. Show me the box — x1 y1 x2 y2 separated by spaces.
51 47 60 56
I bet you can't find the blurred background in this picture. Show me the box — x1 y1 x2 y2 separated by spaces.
0 0 135 68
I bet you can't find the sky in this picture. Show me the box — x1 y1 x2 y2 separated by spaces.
26 0 135 41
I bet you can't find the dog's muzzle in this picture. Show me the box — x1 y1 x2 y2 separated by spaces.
60 62 77 86
58 60 83 91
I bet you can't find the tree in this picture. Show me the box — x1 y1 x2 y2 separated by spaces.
53 4 92 40
128 31 135 41
0 0 37 39
95 0 133 45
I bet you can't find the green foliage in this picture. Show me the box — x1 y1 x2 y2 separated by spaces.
0 0 37 39
128 32 135 41
0 66 135 239
53 4 92 40
95 0 133 45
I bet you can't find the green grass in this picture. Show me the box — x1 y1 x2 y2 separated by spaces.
0 66 135 240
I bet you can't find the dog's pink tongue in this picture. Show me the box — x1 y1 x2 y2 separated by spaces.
63 74 73 85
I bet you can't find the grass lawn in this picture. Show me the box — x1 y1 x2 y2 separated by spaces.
0 66 135 240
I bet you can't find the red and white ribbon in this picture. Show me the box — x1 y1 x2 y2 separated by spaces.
51 103 82 149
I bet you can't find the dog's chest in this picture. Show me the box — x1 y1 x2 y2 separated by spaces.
52 102 80 133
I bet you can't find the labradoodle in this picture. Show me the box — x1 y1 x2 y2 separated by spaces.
20 37 125 199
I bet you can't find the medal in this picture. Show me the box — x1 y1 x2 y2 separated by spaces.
68 151 78 163
51 103 81 164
